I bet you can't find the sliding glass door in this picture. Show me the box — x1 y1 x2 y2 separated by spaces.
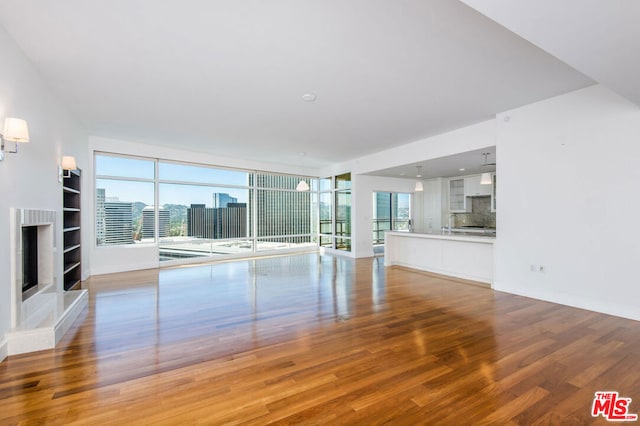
372 192 411 250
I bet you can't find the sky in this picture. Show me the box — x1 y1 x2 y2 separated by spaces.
96 179 250 206
95 154 409 210
97 155 293 207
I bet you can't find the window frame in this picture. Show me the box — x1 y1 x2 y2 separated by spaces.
94 152 321 262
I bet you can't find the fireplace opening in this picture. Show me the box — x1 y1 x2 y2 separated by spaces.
22 225 39 298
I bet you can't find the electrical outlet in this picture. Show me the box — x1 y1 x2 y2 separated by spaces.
530 264 537 272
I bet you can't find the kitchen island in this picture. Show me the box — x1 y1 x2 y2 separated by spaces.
384 231 495 285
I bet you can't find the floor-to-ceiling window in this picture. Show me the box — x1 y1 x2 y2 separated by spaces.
95 153 319 263
95 154 156 245
315 173 353 252
334 173 352 251
157 161 253 261
318 177 333 248
372 192 411 250
251 173 316 252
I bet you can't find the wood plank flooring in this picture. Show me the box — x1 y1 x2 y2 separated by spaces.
1 253 639 425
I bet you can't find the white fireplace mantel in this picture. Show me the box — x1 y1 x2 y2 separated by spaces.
3 208 88 357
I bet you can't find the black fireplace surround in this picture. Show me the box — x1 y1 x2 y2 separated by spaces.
22 225 39 296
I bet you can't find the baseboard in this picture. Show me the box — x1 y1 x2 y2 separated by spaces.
389 260 492 285
493 280 640 322
54 289 88 344
319 247 356 258
91 261 160 276
0 336 8 363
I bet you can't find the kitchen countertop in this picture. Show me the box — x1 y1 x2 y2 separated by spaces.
384 231 495 283
385 230 495 244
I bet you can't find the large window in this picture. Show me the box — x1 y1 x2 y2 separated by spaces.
334 173 352 251
372 192 411 245
95 154 155 245
317 173 352 252
318 177 333 248
95 153 319 261
156 161 252 261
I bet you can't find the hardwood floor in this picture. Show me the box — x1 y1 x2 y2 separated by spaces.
1 253 639 425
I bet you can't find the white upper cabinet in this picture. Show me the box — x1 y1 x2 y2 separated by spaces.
449 178 467 212
464 175 492 197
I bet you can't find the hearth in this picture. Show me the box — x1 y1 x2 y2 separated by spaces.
5 208 88 358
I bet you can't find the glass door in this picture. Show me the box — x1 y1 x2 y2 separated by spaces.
372 192 411 255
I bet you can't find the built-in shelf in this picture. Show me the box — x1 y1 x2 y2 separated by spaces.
63 244 81 254
63 262 81 274
63 169 82 291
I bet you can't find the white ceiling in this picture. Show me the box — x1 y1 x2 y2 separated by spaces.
0 0 595 170
365 146 496 180
461 0 640 107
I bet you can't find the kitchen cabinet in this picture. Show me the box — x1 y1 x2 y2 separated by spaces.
464 175 492 197
448 178 466 212
385 231 495 284
420 178 446 232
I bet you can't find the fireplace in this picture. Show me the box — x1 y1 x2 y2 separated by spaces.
19 222 54 302
22 226 39 299
6 208 88 358
12 209 56 320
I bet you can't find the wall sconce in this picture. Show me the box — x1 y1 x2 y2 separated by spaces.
58 156 77 182
0 117 30 161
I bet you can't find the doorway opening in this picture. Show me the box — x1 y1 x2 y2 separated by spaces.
372 192 411 256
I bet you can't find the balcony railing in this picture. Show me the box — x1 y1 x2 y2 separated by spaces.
372 219 410 244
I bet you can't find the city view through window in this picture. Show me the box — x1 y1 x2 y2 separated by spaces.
95 154 347 261
372 192 411 245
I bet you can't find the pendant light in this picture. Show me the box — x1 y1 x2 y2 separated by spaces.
480 153 493 185
296 179 310 191
414 166 423 192
295 152 310 191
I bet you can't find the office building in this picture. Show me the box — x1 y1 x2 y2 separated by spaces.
96 188 134 245
250 173 311 243
187 203 247 239
2 3 640 423
96 188 106 245
142 206 170 239
212 193 237 208
103 201 133 245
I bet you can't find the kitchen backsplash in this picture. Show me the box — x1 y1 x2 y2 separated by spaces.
453 196 496 228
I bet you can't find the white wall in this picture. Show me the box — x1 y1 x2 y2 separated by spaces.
328 120 497 259
0 26 88 360
351 175 419 258
326 119 496 176
495 85 640 321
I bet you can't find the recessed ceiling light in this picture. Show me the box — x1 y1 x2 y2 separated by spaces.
399 172 406 176
301 93 316 102
459 168 465 171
